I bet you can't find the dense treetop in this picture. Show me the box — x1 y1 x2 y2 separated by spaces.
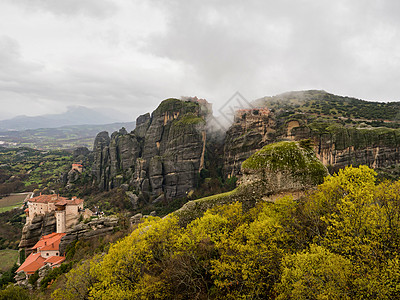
52 165 400 299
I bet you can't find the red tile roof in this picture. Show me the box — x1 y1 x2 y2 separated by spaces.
29 195 68 204
55 198 84 206
44 256 65 266
69 197 84 205
16 253 46 275
31 232 66 252
29 194 83 206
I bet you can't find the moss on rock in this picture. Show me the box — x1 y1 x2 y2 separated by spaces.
241 141 327 186
176 141 328 226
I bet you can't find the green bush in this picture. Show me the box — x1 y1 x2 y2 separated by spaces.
0 285 29 300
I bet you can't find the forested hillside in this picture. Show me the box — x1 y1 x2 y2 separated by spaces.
255 90 400 122
50 165 400 299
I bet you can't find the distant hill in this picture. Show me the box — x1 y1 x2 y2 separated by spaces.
0 106 130 131
0 122 136 150
254 90 400 121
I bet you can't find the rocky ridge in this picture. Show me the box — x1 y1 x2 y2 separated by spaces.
92 98 210 201
223 107 400 179
175 140 328 226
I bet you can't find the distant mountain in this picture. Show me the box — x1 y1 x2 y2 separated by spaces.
0 106 130 131
0 122 136 150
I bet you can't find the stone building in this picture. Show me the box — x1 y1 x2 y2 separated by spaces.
16 233 66 280
25 194 84 233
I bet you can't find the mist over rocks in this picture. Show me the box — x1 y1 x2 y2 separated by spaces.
92 90 400 205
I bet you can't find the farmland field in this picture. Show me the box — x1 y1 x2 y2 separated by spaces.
0 193 30 213
0 249 18 272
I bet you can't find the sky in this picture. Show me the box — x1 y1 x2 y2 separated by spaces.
0 0 400 121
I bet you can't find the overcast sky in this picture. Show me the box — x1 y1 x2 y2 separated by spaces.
0 0 399 121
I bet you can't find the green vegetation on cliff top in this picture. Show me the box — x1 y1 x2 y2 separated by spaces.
242 140 328 185
156 98 199 114
255 90 400 121
173 113 205 127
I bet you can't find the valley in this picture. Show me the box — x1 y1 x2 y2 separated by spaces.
2 91 400 298
0 122 135 150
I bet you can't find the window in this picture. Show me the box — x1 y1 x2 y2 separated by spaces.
46 253 49 256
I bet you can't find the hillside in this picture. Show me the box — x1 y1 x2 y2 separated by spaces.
254 90 400 123
48 146 400 299
0 122 135 150
0 146 91 196
6 92 400 298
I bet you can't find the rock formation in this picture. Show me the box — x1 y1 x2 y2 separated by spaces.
223 108 276 178
239 140 328 197
92 98 210 201
19 213 56 255
92 92 400 203
59 216 119 255
223 108 400 179
175 140 328 226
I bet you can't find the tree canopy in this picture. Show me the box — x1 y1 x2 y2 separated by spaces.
52 165 400 299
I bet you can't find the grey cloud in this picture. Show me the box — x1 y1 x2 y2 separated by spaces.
0 36 42 76
8 0 118 18
0 35 182 120
1 0 400 121
145 0 400 101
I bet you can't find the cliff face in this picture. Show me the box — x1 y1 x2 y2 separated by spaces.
175 140 328 226
92 93 400 202
223 110 400 178
19 213 56 255
92 99 209 201
223 108 276 178
293 125 400 171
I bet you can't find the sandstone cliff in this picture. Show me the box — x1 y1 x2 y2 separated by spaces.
176 140 328 226
92 98 209 201
19 213 56 255
223 108 400 178
59 216 119 255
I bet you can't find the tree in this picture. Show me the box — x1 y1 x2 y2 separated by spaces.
276 245 352 300
0 285 29 300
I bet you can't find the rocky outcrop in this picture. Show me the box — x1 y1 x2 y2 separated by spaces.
59 216 119 255
92 98 210 201
239 141 328 197
291 125 400 171
19 213 56 255
223 108 400 178
223 108 276 178
175 140 328 226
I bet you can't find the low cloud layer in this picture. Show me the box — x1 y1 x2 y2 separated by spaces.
1 0 400 121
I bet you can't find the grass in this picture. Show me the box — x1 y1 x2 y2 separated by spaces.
0 203 24 213
0 249 18 272
0 194 27 208
0 194 28 213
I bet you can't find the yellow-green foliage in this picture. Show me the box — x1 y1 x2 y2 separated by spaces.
276 245 352 300
53 166 400 299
